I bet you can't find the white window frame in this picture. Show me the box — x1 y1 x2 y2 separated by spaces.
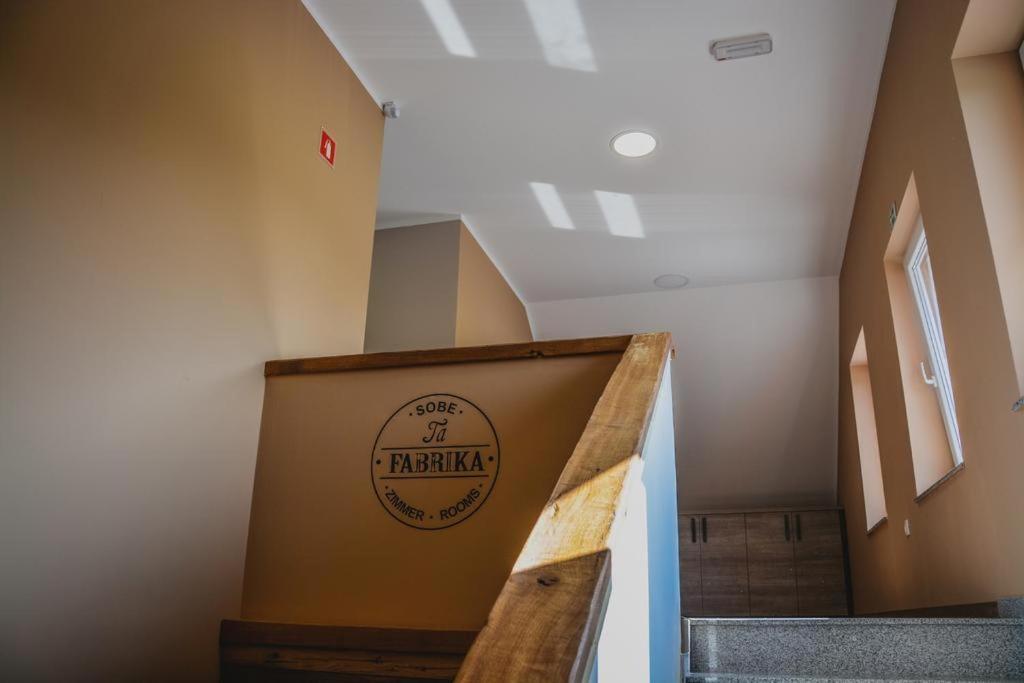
1019 39 1024 412
904 218 963 465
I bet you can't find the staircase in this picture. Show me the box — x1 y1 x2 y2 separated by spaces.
684 616 1024 682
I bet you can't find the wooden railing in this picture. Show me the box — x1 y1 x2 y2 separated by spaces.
454 332 675 682
263 335 634 376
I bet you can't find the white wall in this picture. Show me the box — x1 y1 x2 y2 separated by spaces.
641 365 680 682
529 277 839 510
594 364 678 683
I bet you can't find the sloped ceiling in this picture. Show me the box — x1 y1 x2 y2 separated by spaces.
306 0 894 302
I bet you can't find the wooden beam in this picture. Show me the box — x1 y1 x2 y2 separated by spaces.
220 621 478 682
220 620 477 654
264 335 632 377
220 645 464 681
454 332 673 683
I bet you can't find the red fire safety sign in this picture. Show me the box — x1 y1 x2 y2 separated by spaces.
319 128 336 167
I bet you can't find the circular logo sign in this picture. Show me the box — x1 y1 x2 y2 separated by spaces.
371 393 500 530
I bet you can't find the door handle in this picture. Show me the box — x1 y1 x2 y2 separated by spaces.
690 517 697 543
919 360 937 387
796 513 802 542
701 516 708 543
784 514 790 541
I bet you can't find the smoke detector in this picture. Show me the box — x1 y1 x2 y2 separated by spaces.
710 33 772 61
654 274 689 289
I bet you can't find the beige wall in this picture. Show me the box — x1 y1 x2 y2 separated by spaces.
455 224 533 347
952 0 1024 58
364 221 461 353
0 1 383 679
241 354 619 629
838 0 1024 614
365 220 533 352
954 52 1024 394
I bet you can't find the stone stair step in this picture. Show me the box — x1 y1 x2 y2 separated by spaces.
687 618 1024 680
685 675 1010 683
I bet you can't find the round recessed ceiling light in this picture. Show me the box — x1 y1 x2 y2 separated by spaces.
611 130 657 158
654 274 689 289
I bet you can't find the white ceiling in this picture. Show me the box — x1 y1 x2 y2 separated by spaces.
307 0 894 303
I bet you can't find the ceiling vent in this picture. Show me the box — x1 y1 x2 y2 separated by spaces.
710 33 772 61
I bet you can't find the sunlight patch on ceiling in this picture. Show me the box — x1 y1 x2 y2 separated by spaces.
523 0 597 72
595 191 645 238
420 0 476 57
530 182 576 230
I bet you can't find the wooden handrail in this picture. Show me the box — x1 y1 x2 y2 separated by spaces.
264 335 633 376
454 332 673 682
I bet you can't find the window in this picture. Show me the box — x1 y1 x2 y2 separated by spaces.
884 178 961 496
953 27 1024 411
904 219 963 465
849 328 886 532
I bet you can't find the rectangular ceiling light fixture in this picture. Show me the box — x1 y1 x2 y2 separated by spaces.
710 33 772 61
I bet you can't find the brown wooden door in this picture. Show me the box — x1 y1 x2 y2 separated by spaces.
745 512 798 616
699 514 749 616
794 510 848 615
679 514 703 615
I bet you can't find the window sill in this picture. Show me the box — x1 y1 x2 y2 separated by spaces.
866 517 887 536
914 462 965 504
